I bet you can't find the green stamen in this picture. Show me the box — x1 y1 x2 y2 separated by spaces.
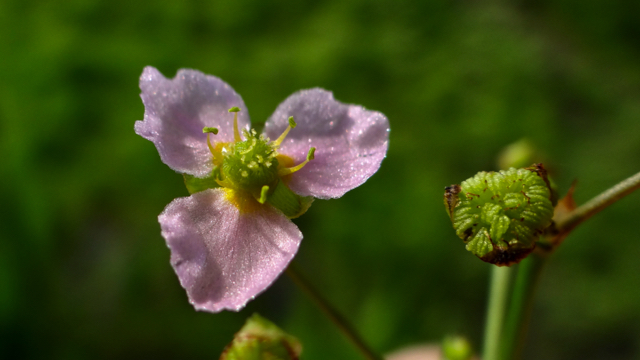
228 107 242 142
278 147 315 177
273 116 296 148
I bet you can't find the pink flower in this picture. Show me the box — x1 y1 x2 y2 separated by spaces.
135 67 389 312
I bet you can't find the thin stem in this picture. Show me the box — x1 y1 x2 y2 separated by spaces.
499 253 547 360
285 262 383 360
557 170 640 233
482 266 514 360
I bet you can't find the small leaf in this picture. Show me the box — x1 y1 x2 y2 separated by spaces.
220 313 302 360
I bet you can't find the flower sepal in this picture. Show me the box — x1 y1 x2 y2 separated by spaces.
183 169 221 194
266 180 314 219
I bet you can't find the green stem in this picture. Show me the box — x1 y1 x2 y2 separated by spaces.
482 265 514 360
557 170 640 233
285 262 383 360
499 253 547 360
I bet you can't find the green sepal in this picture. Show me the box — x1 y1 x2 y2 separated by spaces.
183 168 221 194
220 313 302 360
266 180 314 219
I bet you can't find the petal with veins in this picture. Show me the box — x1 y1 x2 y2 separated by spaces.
135 67 251 177
264 89 389 199
159 189 302 312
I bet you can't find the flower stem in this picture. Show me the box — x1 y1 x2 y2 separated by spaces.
499 253 548 360
482 265 513 360
556 170 640 233
285 262 383 360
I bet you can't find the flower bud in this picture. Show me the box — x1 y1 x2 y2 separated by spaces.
442 335 474 360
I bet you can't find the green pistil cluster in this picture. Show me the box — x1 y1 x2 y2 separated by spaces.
185 108 315 219
445 165 554 266
222 129 279 193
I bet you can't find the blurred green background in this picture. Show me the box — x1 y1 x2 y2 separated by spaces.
1 0 640 359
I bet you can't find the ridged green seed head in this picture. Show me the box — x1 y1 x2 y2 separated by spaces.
445 164 554 266
220 313 302 360
222 130 280 193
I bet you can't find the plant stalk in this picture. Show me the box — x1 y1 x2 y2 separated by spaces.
482 265 513 360
556 170 640 233
499 253 547 360
285 262 383 360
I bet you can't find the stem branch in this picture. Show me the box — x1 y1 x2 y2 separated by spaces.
285 262 383 360
557 170 640 233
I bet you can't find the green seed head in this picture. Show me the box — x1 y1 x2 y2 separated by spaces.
222 130 280 193
445 164 554 266
221 313 302 360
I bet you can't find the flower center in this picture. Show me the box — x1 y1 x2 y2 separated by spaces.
204 107 315 206
222 128 279 192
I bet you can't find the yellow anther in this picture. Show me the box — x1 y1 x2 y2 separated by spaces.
272 116 297 148
278 147 315 177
